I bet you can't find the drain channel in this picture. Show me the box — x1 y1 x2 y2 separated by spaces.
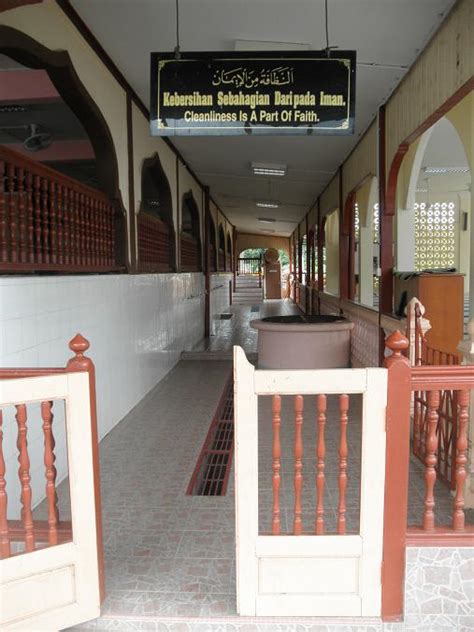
187 376 234 496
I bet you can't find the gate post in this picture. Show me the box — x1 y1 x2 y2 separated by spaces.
381 330 411 621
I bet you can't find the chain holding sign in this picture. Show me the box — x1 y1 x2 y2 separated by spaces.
150 51 356 136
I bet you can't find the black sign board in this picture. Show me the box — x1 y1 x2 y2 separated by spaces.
150 51 356 136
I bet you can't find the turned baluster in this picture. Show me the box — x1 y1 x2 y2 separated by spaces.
41 401 58 545
96 199 103 266
74 191 82 265
17 167 27 263
0 160 7 262
56 183 64 265
49 180 58 265
83 194 91 265
423 389 440 531
452 390 469 531
272 395 282 535
75 190 82 265
293 395 304 535
16 404 35 552
41 177 49 264
68 188 77 265
107 204 114 266
93 198 100 266
88 197 95 265
62 185 70 265
0 411 10 558
315 394 327 535
337 394 349 534
7 164 17 263
79 193 86 265
97 201 105 266
33 175 42 263
25 172 34 263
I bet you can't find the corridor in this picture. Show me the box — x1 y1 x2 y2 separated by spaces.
34 299 466 630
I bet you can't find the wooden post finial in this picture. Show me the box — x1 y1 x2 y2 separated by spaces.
385 330 409 361
69 333 90 357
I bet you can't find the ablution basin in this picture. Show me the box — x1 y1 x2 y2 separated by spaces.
250 314 354 369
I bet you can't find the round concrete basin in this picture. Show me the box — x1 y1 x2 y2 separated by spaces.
251 315 353 369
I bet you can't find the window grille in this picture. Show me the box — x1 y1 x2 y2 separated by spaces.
414 201 456 271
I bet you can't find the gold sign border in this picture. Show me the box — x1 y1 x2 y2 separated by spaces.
155 56 352 132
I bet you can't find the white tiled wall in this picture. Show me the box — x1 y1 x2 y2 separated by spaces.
0 273 205 517
209 273 233 335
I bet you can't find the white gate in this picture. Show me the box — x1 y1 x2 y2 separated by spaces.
0 372 101 631
233 346 388 617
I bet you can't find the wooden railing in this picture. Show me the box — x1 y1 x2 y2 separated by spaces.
0 145 120 273
237 256 261 276
407 301 462 489
137 212 173 272
0 334 104 601
180 232 201 271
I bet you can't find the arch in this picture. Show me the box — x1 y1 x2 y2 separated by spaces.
138 153 176 272
180 190 202 271
382 82 473 313
395 115 471 275
0 25 127 266
0 26 121 203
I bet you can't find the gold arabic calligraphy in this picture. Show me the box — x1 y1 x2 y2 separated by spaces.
212 66 294 89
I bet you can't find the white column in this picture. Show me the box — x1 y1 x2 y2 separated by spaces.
359 224 373 306
457 319 474 508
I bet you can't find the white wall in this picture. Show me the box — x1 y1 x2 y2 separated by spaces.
1 273 205 518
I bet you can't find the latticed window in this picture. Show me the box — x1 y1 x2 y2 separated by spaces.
354 202 360 242
373 203 379 245
414 201 456 271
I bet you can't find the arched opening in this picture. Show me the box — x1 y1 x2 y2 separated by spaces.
323 208 340 295
180 191 202 272
208 215 217 272
348 177 380 308
226 232 232 271
137 153 176 272
0 26 127 271
218 224 226 271
394 111 471 353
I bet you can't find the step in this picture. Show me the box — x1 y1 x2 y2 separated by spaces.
70 614 385 631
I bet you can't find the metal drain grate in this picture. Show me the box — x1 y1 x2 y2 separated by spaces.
250 305 260 312
187 376 234 496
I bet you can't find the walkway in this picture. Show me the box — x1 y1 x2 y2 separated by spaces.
52 299 471 630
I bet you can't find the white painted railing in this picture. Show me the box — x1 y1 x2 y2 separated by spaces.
233 345 387 617
0 336 102 631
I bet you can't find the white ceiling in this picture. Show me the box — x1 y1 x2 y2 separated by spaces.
71 0 456 236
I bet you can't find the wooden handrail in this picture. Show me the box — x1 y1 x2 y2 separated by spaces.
0 145 109 202
410 364 474 391
1 145 118 272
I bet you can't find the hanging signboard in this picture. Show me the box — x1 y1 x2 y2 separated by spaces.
150 51 356 136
